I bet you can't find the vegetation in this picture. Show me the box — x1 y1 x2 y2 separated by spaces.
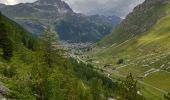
0 13 143 99
117 73 144 100
0 13 121 99
0 0 170 99
85 0 170 99
164 92 170 100
0 22 13 61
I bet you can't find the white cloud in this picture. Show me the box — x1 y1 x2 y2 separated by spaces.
0 0 145 17
63 0 145 17
0 0 36 5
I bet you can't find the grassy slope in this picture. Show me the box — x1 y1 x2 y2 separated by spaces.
85 4 170 100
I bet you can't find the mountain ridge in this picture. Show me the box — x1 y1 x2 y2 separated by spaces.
85 0 170 99
97 0 169 46
0 0 121 42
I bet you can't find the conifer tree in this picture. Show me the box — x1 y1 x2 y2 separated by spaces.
117 73 144 100
0 22 13 61
30 41 49 100
41 27 59 68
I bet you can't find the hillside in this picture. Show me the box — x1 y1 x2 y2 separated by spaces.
0 0 121 42
84 0 170 99
98 0 169 46
0 12 122 99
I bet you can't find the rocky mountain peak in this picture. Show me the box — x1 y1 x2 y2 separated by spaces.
34 0 73 13
35 0 62 5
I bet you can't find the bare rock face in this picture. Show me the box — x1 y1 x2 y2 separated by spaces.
0 4 5 8
34 0 73 13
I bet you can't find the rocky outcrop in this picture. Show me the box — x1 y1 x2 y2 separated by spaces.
0 4 5 8
0 82 10 96
33 0 73 14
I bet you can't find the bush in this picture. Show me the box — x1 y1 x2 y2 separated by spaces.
2 66 16 78
117 59 124 64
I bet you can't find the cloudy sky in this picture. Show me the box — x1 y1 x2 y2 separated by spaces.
0 0 144 18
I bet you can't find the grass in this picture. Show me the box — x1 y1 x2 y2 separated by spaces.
144 71 170 91
84 5 170 99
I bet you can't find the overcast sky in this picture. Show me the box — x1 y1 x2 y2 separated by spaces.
0 0 144 18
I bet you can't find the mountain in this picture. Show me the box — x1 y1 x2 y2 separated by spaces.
55 14 121 42
85 0 170 99
0 0 121 42
98 0 168 46
0 3 5 8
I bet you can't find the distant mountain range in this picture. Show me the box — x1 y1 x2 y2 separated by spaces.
0 0 121 42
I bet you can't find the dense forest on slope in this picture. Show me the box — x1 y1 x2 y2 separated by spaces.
0 12 144 99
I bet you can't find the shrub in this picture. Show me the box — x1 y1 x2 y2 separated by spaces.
2 66 16 78
117 59 124 64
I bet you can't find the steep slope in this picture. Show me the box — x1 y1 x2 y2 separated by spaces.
0 0 121 42
0 12 119 99
85 0 170 99
0 12 36 51
55 14 118 42
98 0 169 46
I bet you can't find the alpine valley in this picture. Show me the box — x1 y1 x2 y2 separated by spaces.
0 0 170 100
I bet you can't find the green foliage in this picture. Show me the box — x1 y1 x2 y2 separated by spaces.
117 59 124 64
0 11 37 61
1 65 16 78
99 0 168 46
164 92 170 100
0 22 13 61
71 59 118 97
117 73 144 100
41 28 61 68
90 78 104 100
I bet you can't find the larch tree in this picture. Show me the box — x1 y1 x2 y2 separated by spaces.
117 73 145 100
41 27 60 68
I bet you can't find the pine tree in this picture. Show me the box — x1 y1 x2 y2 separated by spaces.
30 42 49 100
0 22 13 61
41 27 60 68
117 73 144 100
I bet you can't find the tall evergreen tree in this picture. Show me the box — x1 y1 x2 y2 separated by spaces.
30 41 49 100
41 27 59 68
0 22 13 61
117 73 144 100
